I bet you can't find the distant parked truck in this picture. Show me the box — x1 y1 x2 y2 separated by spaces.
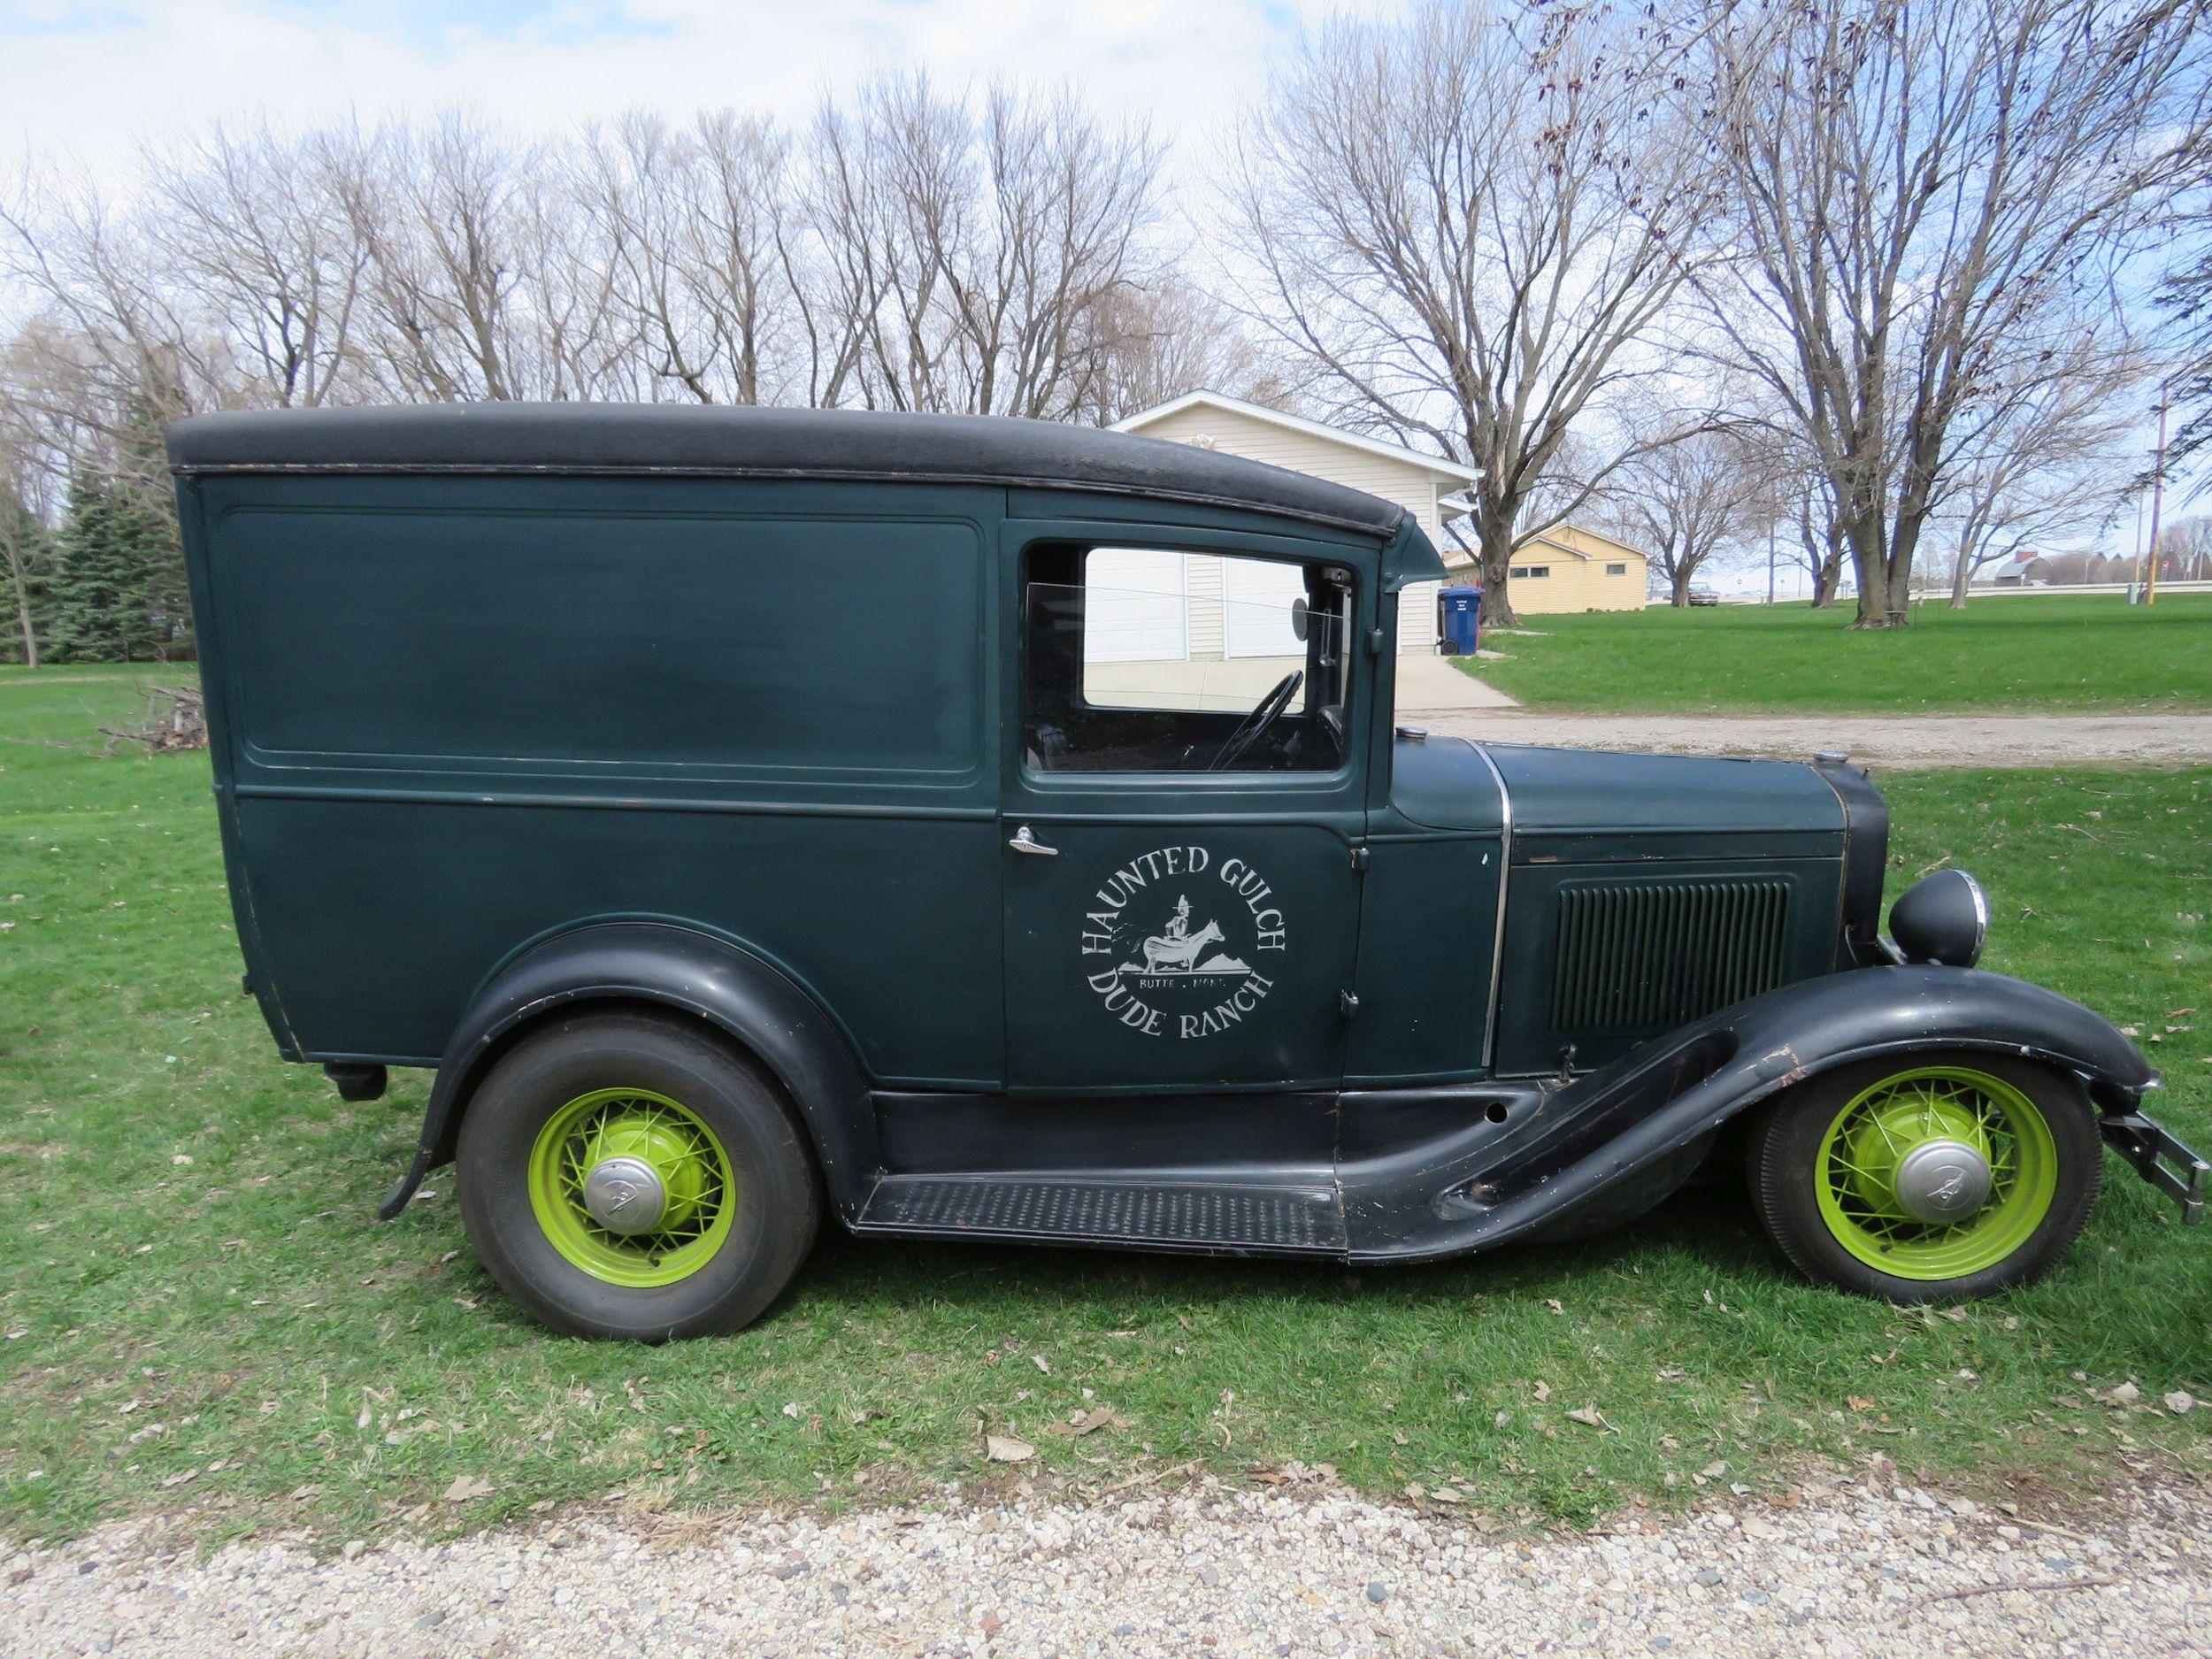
168 404 2202 1340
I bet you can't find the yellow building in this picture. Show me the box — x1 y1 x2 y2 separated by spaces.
1442 522 1650 613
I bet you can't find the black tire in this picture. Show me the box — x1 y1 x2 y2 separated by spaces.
457 1010 819 1340
1744 1050 2101 1304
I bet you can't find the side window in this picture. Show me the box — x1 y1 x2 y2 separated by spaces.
1605 562 1627 576
1023 546 1354 775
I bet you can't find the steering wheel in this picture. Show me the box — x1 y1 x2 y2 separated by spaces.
1210 671 1302 772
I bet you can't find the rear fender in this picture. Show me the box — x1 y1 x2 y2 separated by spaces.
1349 965 2155 1262
376 921 875 1223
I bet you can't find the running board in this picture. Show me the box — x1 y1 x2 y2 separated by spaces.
856 1173 1347 1255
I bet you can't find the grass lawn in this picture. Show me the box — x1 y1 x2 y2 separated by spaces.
2 664 2208 1546
1462 592 2212 714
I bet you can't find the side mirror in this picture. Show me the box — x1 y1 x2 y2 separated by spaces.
1290 596 1310 643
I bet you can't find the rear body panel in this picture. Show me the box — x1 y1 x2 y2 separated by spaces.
182 473 1008 1089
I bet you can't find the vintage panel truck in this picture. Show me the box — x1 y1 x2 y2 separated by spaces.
167 404 2205 1339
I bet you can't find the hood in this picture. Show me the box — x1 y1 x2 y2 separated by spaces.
1390 739 1853 859
1485 744 1845 839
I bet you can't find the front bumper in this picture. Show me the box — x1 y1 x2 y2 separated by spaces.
2102 1108 2209 1225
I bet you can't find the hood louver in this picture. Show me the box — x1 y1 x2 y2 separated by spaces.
1550 878 1793 1034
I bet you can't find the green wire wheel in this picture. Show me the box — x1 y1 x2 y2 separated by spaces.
1748 1050 2101 1303
458 1012 820 1340
1812 1066 2057 1279
526 1087 738 1287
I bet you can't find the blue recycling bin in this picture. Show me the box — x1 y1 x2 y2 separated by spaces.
1438 586 1482 655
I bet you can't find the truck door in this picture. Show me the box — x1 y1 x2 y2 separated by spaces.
1000 532 1371 1092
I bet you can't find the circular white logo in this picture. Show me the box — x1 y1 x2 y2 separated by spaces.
1079 844 1288 1038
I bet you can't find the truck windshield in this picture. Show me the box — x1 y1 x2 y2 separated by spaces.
1022 549 1353 775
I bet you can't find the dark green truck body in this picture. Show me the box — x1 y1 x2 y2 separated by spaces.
167 404 2176 1267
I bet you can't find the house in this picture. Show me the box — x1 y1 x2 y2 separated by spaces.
1109 390 1481 654
1479 523 1650 613
1110 391 1648 644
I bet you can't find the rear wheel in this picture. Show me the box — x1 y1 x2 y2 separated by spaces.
1747 1052 2101 1303
457 1012 818 1340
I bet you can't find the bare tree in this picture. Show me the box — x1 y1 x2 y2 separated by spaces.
1225 2 1717 626
2152 515 2212 582
1071 275 1295 426
580 111 801 405
1610 425 1787 606
1690 0 2208 629
805 75 1165 419
325 116 634 403
0 388 54 667
1939 334 2143 604
1782 468 1850 607
319 119 512 401
141 124 366 407
0 165 212 428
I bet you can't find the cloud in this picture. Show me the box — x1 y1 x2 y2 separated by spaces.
0 0 1402 181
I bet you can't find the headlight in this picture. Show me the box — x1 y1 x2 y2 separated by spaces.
1888 869 1988 968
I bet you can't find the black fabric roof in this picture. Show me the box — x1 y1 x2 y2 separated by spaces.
167 403 1404 536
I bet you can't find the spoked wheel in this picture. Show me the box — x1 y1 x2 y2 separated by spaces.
527 1087 739 1288
1747 1051 2101 1303
458 1012 818 1340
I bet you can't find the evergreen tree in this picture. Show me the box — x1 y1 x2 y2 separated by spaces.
43 392 193 664
47 467 162 664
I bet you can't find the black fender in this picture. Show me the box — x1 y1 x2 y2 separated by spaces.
377 921 876 1223
1348 965 2155 1263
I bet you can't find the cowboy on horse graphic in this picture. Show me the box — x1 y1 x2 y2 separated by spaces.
1121 894 1248 978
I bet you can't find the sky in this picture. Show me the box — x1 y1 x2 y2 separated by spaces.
0 0 1394 182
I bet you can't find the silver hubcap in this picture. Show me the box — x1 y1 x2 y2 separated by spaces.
1893 1138 1993 1224
580 1155 668 1236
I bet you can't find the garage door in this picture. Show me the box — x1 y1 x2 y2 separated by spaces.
1084 549 1188 663
1223 556 1307 657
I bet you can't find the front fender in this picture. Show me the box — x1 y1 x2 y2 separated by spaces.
1351 965 2154 1263
377 921 876 1224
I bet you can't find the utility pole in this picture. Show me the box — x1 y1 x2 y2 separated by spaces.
1766 521 1776 605
2146 379 2170 607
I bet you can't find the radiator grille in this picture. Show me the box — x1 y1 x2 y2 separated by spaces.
1549 878 1792 1033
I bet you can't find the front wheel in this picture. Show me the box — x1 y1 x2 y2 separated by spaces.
457 1012 819 1340
1746 1052 2101 1303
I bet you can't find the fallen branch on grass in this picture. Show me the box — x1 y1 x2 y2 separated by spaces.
96 684 205 753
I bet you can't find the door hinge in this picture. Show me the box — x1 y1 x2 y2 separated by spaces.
1364 627 1387 657
1339 989 1362 1019
1349 845 1370 872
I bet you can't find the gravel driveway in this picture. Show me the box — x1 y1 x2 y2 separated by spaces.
1404 712 2212 770
12 1475 2210 1658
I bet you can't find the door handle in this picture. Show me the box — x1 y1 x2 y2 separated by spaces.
1008 826 1059 856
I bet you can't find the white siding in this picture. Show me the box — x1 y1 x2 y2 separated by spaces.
1184 552 1226 660
1128 404 1454 654
1398 579 1442 653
